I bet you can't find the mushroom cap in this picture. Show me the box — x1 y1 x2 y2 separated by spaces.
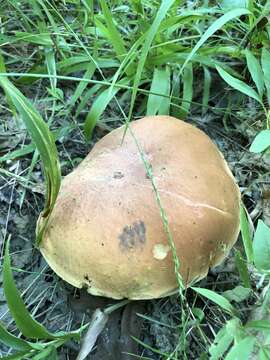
40 116 240 300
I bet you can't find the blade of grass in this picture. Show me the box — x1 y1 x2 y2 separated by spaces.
128 0 175 121
99 1 128 65
84 77 129 140
202 66 211 115
44 46 57 92
3 237 56 339
0 67 61 245
179 8 251 73
261 48 270 105
240 205 254 262
147 66 171 116
68 62 96 110
0 323 32 351
235 250 251 288
216 65 262 104
0 351 32 359
245 49 264 98
179 62 193 119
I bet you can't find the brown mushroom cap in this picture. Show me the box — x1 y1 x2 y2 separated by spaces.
40 116 240 300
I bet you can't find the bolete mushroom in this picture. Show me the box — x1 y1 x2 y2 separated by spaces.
40 116 240 300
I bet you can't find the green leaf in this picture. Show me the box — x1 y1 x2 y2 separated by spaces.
0 322 32 351
220 0 247 9
223 286 251 303
0 351 31 359
15 31 53 46
192 287 236 315
209 319 240 360
84 78 129 140
261 48 270 105
245 320 270 331
147 67 171 116
245 49 264 98
3 238 56 339
179 62 193 119
216 65 262 104
240 205 254 262
32 346 57 359
225 336 255 360
180 8 251 72
99 0 126 58
45 46 57 92
202 66 211 115
68 63 96 110
0 74 61 245
128 0 175 120
250 130 270 153
253 220 270 271
235 250 251 288
259 346 270 360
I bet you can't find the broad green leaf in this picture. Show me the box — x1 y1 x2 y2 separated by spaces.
202 66 211 115
245 320 270 331
262 48 270 105
245 49 264 98
3 238 55 339
0 74 61 245
250 130 270 153
209 319 240 360
216 65 262 104
259 347 270 360
235 250 251 288
210 327 233 360
225 336 255 360
147 67 171 116
128 0 175 120
240 205 253 262
192 287 236 315
84 78 129 140
179 63 193 119
0 322 32 351
223 286 251 303
253 220 270 271
180 8 251 72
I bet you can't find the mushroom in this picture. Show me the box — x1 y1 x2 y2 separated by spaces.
40 116 240 300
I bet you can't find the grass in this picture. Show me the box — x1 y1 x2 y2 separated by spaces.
0 0 270 359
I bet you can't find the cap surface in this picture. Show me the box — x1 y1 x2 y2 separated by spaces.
40 116 241 299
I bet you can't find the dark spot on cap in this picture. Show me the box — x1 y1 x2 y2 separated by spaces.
101 242 104 246
119 221 146 251
113 171 124 179
84 274 91 283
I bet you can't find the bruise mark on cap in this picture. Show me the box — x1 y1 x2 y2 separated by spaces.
119 221 146 251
